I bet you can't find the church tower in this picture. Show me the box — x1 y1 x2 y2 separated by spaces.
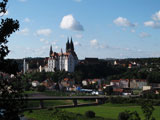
66 37 69 52
70 37 74 51
46 37 78 73
50 45 53 57
66 37 75 52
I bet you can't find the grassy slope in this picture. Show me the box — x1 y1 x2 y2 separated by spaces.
24 109 112 120
24 103 160 120
65 103 160 120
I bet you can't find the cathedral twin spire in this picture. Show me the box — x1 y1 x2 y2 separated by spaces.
50 37 75 57
66 37 74 52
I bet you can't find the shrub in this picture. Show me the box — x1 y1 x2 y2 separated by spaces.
118 111 130 120
118 111 141 120
37 85 46 92
52 109 75 120
85 110 95 118
141 100 155 120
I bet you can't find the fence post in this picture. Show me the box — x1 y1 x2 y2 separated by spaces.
39 100 44 109
73 99 77 106
96 98 102 104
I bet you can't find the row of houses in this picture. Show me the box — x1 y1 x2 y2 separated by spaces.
32 78 148 91
32 78 78 91
110 79 147 89
32 78 104 92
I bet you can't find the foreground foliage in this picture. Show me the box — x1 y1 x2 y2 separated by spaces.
0 75 27 120
0 0 27 120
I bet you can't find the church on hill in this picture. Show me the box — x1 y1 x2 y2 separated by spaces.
45 37 78 72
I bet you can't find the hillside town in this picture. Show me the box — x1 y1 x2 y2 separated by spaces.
1 0 160 119
2 37 160 97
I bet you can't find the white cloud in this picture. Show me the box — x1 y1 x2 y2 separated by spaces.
60 14 84 31
54 46 59 49
17 28 29 35
36 29 52 36
144 10 160 29
24 18 30 22
144 21 154 27
74 41 81 46
41 39 49 44
75 34 83 38
40 38 57 46
144 21 160 28
40 38 45 42
0 10 9 16
139 32 151 38
152 10 160 21
113 17 136 27
90 39 109 49
51 41 56 45
131 29 135 33
90 39 98 46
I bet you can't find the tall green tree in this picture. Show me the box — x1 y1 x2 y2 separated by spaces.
0 0 19 73
0 1 26 120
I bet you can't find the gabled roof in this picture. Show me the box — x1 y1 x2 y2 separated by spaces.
50 52 71 57
113 88 123 93
111 80 120 82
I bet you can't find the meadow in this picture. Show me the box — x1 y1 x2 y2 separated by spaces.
24 103 160 120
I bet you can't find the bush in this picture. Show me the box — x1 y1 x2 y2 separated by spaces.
118 111 141 120
52 109 75 120
37 85 46 92
85 110 95 118
118 111 130 120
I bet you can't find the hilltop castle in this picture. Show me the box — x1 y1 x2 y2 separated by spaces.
45 37 78 72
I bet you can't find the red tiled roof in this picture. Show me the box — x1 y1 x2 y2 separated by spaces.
64 78 69 81
51 52 71 57
111 80 120 82
113 89 123 93
120 79 129 82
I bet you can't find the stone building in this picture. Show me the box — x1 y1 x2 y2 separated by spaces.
45 37 78 72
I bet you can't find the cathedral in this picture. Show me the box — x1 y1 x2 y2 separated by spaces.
45 37 78 72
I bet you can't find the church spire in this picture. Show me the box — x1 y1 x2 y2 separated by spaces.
50 45 53 57
70 37 74 51
66 37 69 52
61 48 63 54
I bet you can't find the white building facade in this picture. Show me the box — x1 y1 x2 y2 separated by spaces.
45 38 78 72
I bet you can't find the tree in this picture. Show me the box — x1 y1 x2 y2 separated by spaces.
73 71 83 84
0 0 19 73
0 1 26 120
52 109 75 120
118 111 141 120
103 86 113 95
0 75 27 120
141 100 155 120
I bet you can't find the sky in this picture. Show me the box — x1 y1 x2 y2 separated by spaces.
2 0 160 59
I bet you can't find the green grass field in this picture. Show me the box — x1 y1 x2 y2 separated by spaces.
65 103 160 120
24 103 160 120
24 110 111 120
